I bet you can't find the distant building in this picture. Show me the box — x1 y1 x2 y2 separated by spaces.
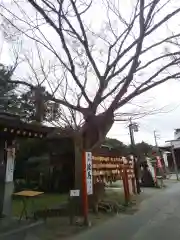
160 129 180 170
174 129 180 140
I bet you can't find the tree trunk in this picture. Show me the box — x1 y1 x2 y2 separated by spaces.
82 110 114 151
74 110 114 214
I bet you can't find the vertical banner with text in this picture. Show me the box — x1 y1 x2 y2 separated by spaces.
85 152 93 195
5 148 15 183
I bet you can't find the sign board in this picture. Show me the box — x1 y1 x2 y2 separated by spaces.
85 152 93 195
70 189 80 197
5 148 15 183
133 124 139 132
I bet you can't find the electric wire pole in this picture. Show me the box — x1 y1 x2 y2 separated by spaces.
153 130 158 148
128 118 141 194
153 130 165 179
154 130 163 158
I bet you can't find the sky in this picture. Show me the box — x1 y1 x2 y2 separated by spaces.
1 0 180 147
105 0 180 146
103 0 180 146
108 79 180 146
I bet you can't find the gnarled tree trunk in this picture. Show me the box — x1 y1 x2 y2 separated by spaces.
74 110 114 214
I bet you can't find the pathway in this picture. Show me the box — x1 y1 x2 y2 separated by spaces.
72 181 180 240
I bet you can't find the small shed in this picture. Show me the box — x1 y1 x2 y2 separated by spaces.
0 112 56 217
160 140 180 171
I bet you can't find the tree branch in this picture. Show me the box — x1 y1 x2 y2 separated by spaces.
7 79 86 113
70 0 101 81
105 5 180 77
108 0 145 111
27 0 92 105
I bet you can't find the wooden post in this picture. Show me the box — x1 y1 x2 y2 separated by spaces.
122 175 128 204
132 177 136 194
170 143 179 180
122 167 130 204
154 163 157 186
82 151 88 225
125 168 130 202
0 141 6 217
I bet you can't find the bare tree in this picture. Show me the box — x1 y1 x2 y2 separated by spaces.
1 0 180 151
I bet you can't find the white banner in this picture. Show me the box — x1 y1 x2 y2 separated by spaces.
163 152 169 168
146 157 155 180
85 152 93 195
5 148 15 183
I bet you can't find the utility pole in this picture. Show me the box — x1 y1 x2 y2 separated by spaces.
128 118 141 194
153 130 165 179
153 130 162 156
153 130 158 148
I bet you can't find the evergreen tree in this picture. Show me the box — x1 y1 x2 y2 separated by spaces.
0 63 19 113
0 64 60 122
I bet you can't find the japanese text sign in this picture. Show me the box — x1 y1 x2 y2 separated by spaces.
85 152 93 195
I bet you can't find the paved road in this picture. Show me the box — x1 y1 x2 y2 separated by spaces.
72 182 180 240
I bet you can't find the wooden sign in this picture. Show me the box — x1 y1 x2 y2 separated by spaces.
85 152 93 195
70 189 80 197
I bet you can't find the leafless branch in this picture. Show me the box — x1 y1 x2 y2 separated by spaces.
0 0 180 134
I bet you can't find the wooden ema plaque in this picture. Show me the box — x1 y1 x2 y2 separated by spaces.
92 155 135 183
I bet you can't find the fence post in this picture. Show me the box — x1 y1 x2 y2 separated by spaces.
132 177 136 194
125 168 130 202
122 167 130 204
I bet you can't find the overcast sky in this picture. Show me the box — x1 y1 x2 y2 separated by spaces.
1 0 180 147
107 0 180 146
108 79 180 146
